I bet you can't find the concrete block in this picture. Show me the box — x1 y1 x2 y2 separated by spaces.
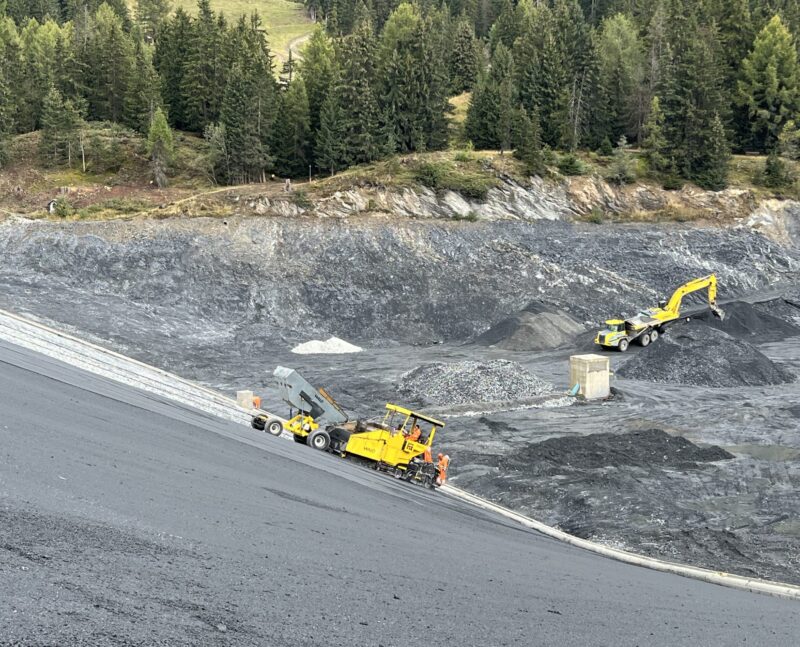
569 354 610 400
236 390 254 409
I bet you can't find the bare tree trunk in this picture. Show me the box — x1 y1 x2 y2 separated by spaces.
80 133 86 173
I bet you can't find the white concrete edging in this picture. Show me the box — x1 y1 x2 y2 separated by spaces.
1 307 799 600
441 485 800 600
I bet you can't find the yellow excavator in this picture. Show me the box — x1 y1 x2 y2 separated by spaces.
595 274 725 352
251 366 445 488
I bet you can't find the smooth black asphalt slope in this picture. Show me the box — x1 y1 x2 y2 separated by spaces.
0 340 798 647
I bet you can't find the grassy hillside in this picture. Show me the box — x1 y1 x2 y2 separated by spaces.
171 0 315 62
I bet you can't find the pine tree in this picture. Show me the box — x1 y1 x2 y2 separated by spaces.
330 18 381 165
155 8 192 129
465 42 515 150
779 119 800 159
697 113 730 190
641 95 669 174
147 107 173 187
607 134 636 184
299 27 337 147
514 107 545 175
136 0 172 42
125 36 162 133
489 0 516 52
17 18 60 132
595 12 646 143
181 0 225 132
86 3 135 123
0 61 11 167
450 15 479 93
315 92 344 174
38 85 65 165
273 77 311 178
738 15 800 152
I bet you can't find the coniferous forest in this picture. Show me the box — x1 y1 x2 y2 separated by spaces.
3 0 800 189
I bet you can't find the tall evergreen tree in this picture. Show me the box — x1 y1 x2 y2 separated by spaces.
330 18 382 165
315 92 344 174
125 36 162 133
738 15 800 152
181 0 226 132
147 106 173 187
273 76 311 178
641 95 669 173
155 8 192 129
86 3 134 123
595 12 646 143
136 0 171 42
514 107 545 175
449 15 479 93
465 42 515 150
299 26 337 148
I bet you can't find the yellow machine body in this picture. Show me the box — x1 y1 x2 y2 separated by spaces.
340 404 443 469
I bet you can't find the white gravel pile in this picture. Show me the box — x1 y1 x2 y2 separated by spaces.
291 336 363 355
399 359 554 406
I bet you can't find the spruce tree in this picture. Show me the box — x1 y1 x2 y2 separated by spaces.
641 95 669 174
595 12 646 143
147 107 173 187
330 18 381 165
450 15 479 94
697 113 730 190
155 8 192 129
299 27 337 148
488 0 516 52
125 36 162 133
738 15 800 152
136 0 171 42
315 92 344 174
465 43 515 150
0 62 11 167
273 77 311 178
86 3 134 123
38 85 65 165
514 107 545 175
181 0 225 132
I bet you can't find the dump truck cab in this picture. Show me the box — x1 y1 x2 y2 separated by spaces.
595 319 628 347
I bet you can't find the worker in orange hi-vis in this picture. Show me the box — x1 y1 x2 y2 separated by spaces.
407 424 422 442
436 453 450 485
423 446 433 463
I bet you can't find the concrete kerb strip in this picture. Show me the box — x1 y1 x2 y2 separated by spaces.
441 485 800 600
1 307 799 600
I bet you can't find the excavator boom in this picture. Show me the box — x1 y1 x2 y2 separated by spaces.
662 274 724 320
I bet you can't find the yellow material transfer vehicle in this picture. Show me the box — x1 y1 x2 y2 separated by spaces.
595 274 725 351
252 367 445 488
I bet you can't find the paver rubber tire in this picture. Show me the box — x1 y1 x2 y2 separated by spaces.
618 339 629 352
308 430 330 451
650 330 659 342
640 333 650 347
267 420 283 436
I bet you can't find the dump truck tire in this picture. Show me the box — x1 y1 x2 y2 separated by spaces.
308 430 330 451
267 420 283 436
640 333 651 347
650 330 659 342
618 339 629 352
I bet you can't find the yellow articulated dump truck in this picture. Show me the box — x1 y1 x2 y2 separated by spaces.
252 366 446 489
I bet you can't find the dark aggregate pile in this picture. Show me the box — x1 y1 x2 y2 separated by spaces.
500 428 733 472
474 301 585 350
398 359 553 407
693 300 800 342
616 325 795 387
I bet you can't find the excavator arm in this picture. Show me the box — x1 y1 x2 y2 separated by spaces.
662 274 724 319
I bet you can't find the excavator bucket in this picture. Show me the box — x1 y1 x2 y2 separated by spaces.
711 304 726 321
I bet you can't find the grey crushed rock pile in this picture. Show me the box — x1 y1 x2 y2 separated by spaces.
499 428 734 472
693 300 800 342
399 359 554 406
475 301 585 351
616 324 795 388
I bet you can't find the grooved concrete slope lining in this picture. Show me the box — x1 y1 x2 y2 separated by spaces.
1 340 800 646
